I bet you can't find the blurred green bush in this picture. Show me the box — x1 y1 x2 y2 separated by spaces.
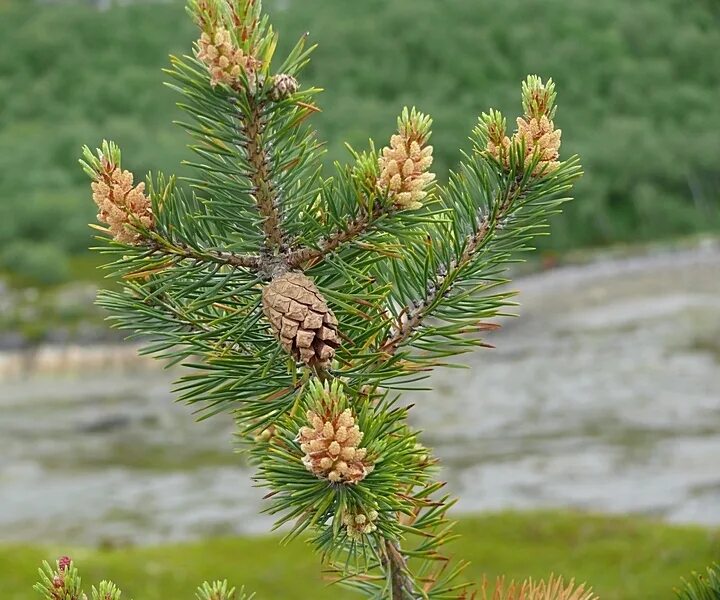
1 0 718 284
0 241 70 286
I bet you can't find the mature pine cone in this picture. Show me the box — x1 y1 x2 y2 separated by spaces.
261 272 339 368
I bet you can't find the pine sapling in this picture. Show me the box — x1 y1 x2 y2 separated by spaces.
51 0 591 597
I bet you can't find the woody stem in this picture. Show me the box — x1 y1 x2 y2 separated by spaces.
158 241 262 270
384 539 415 599
287 205 386 268
242 95 284 253
381 180 524 357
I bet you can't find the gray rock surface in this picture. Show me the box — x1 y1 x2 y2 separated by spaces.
1 245 718 545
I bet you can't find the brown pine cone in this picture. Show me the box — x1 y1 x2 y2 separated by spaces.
261 272 339 368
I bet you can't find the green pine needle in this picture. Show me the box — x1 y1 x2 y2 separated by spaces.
676 564 720 600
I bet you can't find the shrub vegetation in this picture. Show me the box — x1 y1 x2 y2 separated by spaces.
0 0 719 283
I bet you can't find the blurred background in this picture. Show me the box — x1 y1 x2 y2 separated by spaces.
1 0 719 598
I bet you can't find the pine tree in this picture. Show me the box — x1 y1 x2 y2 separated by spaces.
71 0 586 597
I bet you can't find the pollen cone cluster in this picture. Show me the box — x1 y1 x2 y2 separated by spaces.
481 575 597 600
487 116 561 177
298 405 373 484
485 112 511 169
91 160 153 245
196 27 259 88
342 508 379 540
487 76 562 177
514 114 562 176
378 109 435 210
262 272 339 368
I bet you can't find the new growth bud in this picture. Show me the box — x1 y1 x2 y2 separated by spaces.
297 381 374 484
515 112 562 176
57 556 72 572
196 27 260 88
81 141 154 245
269 73 299 101
377 107 436 210
482 108 511 167
522 74 557 121
195 580 238 600
92 581 123 600
481 574 597 600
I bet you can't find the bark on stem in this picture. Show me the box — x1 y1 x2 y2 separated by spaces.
381 180 523 357
384 539 415 599
168 242 262 270
287 205 386 268
243 96 284 252
380 218 489 357
148 238 262 271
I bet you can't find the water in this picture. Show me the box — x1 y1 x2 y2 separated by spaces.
1 245 719 545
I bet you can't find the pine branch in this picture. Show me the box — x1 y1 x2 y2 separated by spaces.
79 3 582 597
365 146 581 382
241 94 284 253
287 204 386 268
378 219 491 357
152 238 262 270
379 181 516 358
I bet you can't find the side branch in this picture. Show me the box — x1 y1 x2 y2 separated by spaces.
380 218 489 357
108 286 247 357
287 206 385 268
242 97 284 252
150 240 262 271
381 180 523 357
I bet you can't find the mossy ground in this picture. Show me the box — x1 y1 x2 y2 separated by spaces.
2 511 717 599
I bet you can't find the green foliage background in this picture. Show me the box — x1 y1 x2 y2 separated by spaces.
1 0 719 283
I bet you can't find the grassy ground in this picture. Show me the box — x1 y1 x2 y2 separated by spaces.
2 511 718 599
